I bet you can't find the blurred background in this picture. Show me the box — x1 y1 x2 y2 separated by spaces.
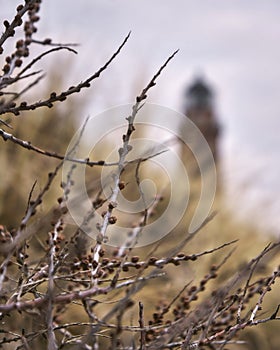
46 0 280 235
2 0 280 234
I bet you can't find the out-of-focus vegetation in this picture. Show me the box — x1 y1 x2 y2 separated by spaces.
0 100 76 227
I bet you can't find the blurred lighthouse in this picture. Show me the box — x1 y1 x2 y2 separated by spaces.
179 76 220 185
184 76 219 162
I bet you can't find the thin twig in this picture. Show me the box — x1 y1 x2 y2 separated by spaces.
90 49 179 282
0 33 131 115
139 302 146 350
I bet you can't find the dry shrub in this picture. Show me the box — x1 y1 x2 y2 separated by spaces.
0 2 279 350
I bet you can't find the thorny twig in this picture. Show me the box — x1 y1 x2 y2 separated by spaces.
0 162 63 292
0 127 169 167
0 33 131 115
139 302 146 350
0 1 37 50
90 50 179 280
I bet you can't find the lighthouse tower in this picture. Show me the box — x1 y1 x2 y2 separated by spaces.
184 76 219 162
178 75 220 209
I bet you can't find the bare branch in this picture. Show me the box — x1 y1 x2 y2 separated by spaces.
0 33 131 116
0 1 37 50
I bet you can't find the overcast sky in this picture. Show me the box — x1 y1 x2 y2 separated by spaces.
2 1 280 233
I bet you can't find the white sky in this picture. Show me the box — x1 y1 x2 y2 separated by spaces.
2 1 280 233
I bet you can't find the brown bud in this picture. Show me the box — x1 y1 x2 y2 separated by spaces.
15 58 22 67
118 181 125 190
17 5 24 12
43 38 52 44
131 256 139 263
3 64 10 73
108 216 117 224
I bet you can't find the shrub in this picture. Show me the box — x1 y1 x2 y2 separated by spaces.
0 2 279 349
